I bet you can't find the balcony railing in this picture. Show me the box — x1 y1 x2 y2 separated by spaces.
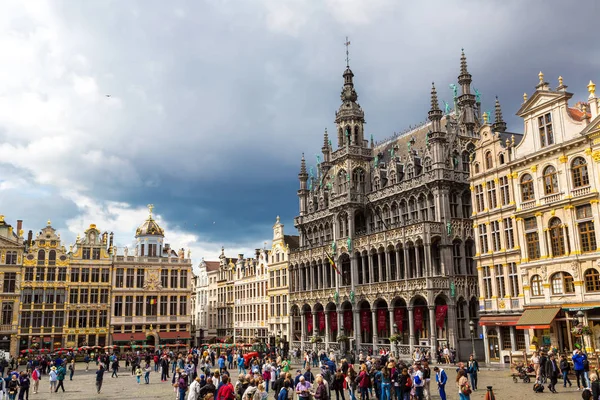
542 193 561 204
572 186 591 197
521 200 535 210
511 299 521 309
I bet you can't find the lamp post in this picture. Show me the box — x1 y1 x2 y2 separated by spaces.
393 323 399 359
469 320 477 359
576 310 586 351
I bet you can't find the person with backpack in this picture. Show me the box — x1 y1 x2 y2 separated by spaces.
456 369 470 399
18 371 29 400
178 372 189 400
217 375 235 400
433 366 447 400
357 365 370 400
559 354 572 388
55 364 66 393
573 349 588 390
412 364 424 400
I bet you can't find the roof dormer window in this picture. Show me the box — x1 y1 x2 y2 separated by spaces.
538 113 554 147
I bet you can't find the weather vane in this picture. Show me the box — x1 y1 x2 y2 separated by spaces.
147 204 154 217
344 36 351 67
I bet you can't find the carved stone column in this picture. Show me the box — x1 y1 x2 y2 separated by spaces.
404 247 410 280
371 308 378 352
408 306 415 354
415 246 421 278
301 312 307 350
385 250 392 282
324 310 330 347
428 305 437 354
424 243 432 277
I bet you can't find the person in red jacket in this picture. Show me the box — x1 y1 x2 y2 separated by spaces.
217 375 235 400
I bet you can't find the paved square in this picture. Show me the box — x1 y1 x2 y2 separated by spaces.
16 362 588 399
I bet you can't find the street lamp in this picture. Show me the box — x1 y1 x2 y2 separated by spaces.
469 320 477 359
576 310 586 351
393 323 399 359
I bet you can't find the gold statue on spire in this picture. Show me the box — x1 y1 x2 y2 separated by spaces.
538 71 544 84
147 204 154 218
558 76 563 87
589 80 596 97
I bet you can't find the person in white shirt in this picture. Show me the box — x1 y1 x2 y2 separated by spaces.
412 364 424 400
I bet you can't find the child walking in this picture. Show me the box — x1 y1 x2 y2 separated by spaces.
135 366 143 384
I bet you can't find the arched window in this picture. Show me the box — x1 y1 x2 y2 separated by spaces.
48 250 56 266
543 166 558 195
462 151 470 172
474 163 480 174
520 174 534 201
551 272 574 294
571 157 590 188
585 268 600 292
406 164 414 180
485 151 493 169
530 275 543 296
424 158 432 173
449 192 459 218
352 168 366 193
37 250 45 266
548 218 565 257
499 153 505 165
337 170 347 193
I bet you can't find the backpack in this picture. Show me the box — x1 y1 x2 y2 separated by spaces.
582 388 592 400
405 376 412 388
461 383 472 395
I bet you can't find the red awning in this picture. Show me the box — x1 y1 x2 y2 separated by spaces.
159 331 191 340
112 333 147 342
479 315 520 327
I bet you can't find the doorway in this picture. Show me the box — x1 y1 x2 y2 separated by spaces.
487 329 500 361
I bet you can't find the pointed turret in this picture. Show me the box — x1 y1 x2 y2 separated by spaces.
322 128 331 163
428 83 443 124
298 154 308 215
492 96 507 132
335 46 366 149
456 49 478 135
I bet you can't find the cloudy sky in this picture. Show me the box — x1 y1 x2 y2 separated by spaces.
0 0 598 266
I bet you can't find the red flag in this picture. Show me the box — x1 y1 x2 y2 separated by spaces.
394 307 405 332
318 311 325 332
377 309 386 333
343 310 353 332
307 312 313 334
330 311 338 332
435 305 448 329
361 310 370 332
414 307 423 332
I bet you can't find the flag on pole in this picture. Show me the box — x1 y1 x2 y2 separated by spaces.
326 252 341 275
149 298 156 305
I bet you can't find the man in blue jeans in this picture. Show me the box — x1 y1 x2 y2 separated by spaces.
433 366 447 400
572 349 587 389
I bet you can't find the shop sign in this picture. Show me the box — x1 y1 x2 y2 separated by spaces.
564 307 596 311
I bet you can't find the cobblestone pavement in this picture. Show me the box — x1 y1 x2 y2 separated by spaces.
18 362 587 399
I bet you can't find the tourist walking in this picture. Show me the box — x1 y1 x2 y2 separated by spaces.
96 365 105 394
144 363 151 384
18 371 30 400
7 374 19 400
466 355 478 391
55 364 66 392
48 366 58 393
31 366 40 394
433 366 447 400
135 365 143 384
560 354 572 387
69 358 75 381
456 370 470 400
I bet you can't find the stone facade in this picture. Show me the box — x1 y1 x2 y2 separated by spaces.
216 250 235 339
195 259 220 344
110 206 193 348
267 217 298 348
233 250 269 343
472 73 600 363
0 216 24 355
289 53 482 359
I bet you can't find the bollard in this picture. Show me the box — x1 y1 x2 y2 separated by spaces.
485 386 495 400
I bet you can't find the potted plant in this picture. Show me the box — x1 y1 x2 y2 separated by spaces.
310 335 323 343
572 325 593 336
389 334 401 343
336 334 349 342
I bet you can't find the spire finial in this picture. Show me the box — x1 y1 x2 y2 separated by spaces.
493 96 507 132
147 204 154 218
558 76 563 86
344 36 351 68
460 48 468 75
323 128 329 148
430 82 440 111
523 92 528 103
538 71 544 85
589 80 596 98
300 153 307 174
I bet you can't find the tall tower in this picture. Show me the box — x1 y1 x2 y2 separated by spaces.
135 204 165 257
428 83 446 168
335 39 366 148
297 154 308 218
456 50 478 135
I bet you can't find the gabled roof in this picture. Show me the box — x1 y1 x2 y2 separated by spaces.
568 106 591 122
516 90 571 117
205 261 220 271
580 114 600 136
284 235 299 250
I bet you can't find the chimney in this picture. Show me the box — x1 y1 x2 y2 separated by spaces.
27 230 33 247
255 249 260 259
16 220 22 234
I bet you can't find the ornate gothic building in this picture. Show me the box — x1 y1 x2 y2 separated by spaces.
289 52 482 358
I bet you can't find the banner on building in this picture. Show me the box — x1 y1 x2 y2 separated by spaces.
435 305 448 329
377 309 386 333
394 307 405 332
343 310 352 332
330 311 338 332
307 312 313 334
360 310 370 332
318 311 326 332
414 307 423 332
